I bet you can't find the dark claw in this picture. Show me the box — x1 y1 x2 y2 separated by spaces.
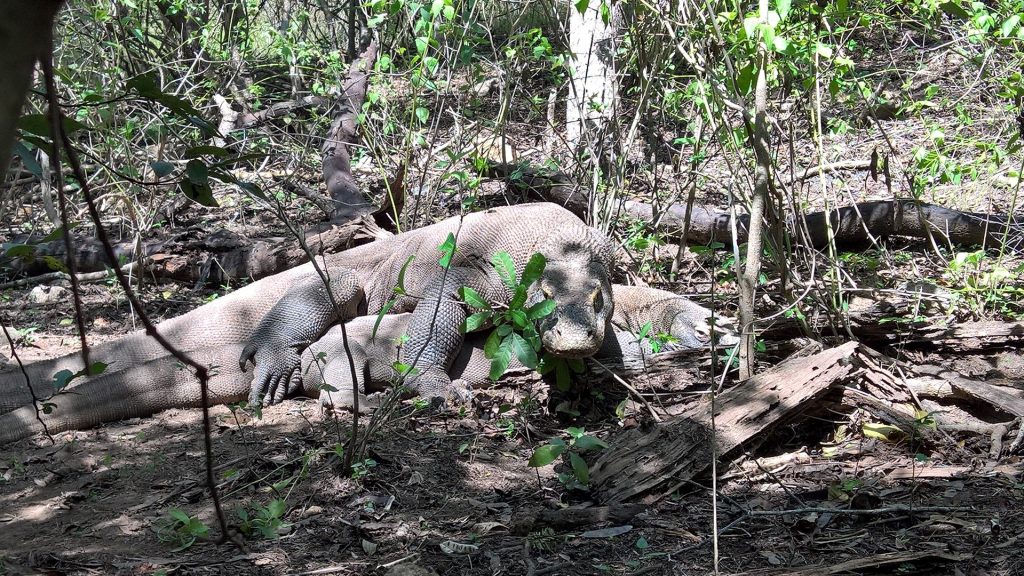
239 344 257 371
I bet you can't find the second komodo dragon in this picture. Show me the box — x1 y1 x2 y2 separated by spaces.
0 203 729 443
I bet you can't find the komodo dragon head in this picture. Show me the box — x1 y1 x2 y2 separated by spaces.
530 226 616 359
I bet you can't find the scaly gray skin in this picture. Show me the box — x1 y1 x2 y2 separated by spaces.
0 203 603 415
0 286 730 444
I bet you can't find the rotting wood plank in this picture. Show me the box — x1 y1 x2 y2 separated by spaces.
910 365 1024 419
591 342 859 503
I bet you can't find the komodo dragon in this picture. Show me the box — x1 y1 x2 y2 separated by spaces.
0 203 730 442
0 285 728 444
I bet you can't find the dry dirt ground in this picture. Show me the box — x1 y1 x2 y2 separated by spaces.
1 311 1023 575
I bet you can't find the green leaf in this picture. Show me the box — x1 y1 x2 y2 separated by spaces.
87 362 108 376
51 369 75 392
1001 14 1021 38
234 181 266 201
776 0 791 21
569 452 589 484
599 0 610 24
459 286 491 309
736 62 756 96
509 309 529 330
484 329 501 358
149 161 174 178
415 106 429 124
17 114 88 138
520 253 546 287
4 244 36 259
12 140 42 178
573 0 589 14
414 36 429 55
510 332 538 369
862 422 902 441
637 321 652 342
528 442 565 467
185 159 208 184
463 311 491 333
394 254 415 296
179 179 217 207
437 233 457 268
489 344 511 381
574 434 608 451
371 297 398 339
168 509 192 524
126 73 217 137
742 16 758 39
492 252 517 289
423 56 439 75
555 360 571 391
267 499 286 518
509 285 528 311
525 299 555 320
938 1 969 19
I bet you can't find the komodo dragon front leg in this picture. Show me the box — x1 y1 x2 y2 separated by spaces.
397 264 509 404
240 271 366 406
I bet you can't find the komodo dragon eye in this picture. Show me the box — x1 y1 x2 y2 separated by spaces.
591 287 603 311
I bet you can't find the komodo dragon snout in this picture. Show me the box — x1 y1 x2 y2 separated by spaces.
531 229 615 359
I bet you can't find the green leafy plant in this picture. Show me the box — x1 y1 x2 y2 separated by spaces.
460 251 555 380
237 499 290 539
350 458 378 479
944 250 1024 318
827 477 863 502
528 427 608 490
634 321 678 354
154 508 209 551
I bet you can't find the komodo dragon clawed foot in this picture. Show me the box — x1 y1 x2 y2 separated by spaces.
240 272 365 406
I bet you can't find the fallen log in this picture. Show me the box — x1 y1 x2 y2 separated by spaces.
590 342 859 503
485 161 1023 251
761 293 1024 353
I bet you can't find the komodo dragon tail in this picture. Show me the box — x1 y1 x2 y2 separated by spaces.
0 315 411 445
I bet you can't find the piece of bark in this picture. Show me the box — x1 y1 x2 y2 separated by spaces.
591 342 859 503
